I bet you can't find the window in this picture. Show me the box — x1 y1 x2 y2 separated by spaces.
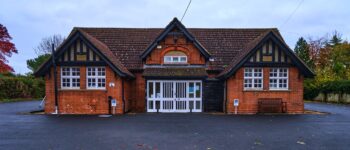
87 67 106 89
244 68 263 90
61 67 80 89
269 68 288 90
164 56 187 63
163 51 187 64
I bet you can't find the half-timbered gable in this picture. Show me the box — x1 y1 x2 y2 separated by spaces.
59 38 103 64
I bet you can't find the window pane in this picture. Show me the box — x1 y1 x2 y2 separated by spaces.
173 57 179 62
149 101 153 109
164 56 171 62
155 82 161 98
148 82 154 98
195 82 201 98
180 57 187 62
196 101 201 110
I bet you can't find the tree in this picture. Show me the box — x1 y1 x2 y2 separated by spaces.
26 54 51 72
329 31 342 47
26 34 65 73
294 37 313 68
308 37 330 68
0 24 18 73
331 42 350 79
34 34 64 55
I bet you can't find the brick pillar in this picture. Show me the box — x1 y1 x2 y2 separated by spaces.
263 67 269 91
80 66 86 89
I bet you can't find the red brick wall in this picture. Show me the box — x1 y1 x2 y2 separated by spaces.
146 34 205 65
226 67 304 114
130 72 146 112
44 66 127 114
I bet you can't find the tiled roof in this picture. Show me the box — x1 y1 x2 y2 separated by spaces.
77 29 134 77
78 28 279 71
143 68 208 78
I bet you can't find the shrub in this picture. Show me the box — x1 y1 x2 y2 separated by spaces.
304 79 350 100
0 76 45 100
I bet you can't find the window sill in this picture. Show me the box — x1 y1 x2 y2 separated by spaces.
243 89 263 92
162 63 189 66
59 89 107 91
269 89 291 92
243 89 291 92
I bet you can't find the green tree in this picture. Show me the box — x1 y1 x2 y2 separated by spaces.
329 31 342 47
26 54 50 72
331 42 350 79
294 37 313 69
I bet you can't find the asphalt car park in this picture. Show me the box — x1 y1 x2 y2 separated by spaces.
0 101 349 150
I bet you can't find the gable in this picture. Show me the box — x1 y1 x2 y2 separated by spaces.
140 18 211 60
34 30 133 78
244 39 292 66
218 31 315 78
145 28 206 65
58 37 103 65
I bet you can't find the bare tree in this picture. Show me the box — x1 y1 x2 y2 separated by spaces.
34 34 65 55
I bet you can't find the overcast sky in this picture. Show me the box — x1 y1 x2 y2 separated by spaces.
1 0 349 74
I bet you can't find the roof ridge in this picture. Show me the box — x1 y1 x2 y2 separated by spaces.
76 27 279 30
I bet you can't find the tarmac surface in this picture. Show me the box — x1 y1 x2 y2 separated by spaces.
0 100 349 150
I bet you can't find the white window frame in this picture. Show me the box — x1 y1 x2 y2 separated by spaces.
244 68 263 90
269 68 289 90
164 56 187 63
86 67 106 90
61 67 80 89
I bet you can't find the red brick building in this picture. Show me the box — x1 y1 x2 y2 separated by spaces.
35 18 314 114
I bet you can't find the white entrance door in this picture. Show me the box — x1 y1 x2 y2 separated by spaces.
147 80 202 113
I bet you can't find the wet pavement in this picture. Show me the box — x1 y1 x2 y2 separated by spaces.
0 101 349 150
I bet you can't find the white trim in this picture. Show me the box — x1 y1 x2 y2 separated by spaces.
243 67 263 90
86 67 106 90
60 67 80 89
269 68 289 90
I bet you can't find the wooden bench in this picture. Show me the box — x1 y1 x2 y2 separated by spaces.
258 98 287 113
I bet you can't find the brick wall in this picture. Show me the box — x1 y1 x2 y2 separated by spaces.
130 72 146 112
146 34 205 65
44 66 127 114
226 67 304 114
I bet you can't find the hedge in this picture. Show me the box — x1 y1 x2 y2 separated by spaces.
304 80 350 100
0 77 45 100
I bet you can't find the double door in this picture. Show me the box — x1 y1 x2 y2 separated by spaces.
147 80 202 113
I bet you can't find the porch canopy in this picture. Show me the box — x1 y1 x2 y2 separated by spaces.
142 68 208 79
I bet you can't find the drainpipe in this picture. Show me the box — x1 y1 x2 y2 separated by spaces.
224 80 227 114
52 44 59 114
122 79 126 113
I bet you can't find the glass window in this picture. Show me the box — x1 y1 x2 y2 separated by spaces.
61 67 80 89
87 67 106 89
269 68 288 90
244 68 263 90
148 82 154 98
195 82 201 98
189 82 194 98
163 51 187 64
